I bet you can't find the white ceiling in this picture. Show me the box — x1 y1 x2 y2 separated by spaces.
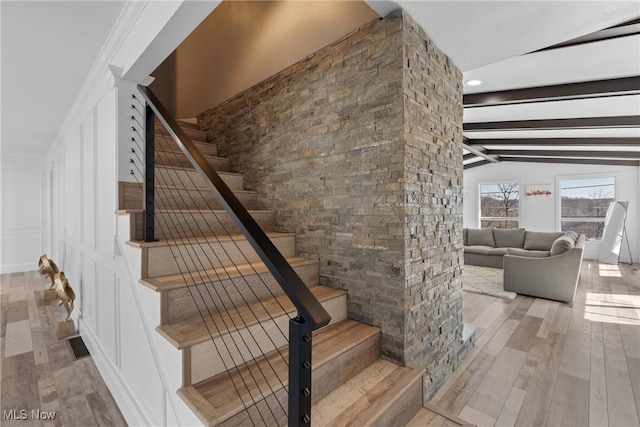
1 1 124 157
1 1 639 163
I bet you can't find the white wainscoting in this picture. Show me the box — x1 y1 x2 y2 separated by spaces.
0 159 46 273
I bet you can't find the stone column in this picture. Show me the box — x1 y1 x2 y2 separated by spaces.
198 9 465 399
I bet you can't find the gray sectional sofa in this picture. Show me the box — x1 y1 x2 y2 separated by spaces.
463 227 586 303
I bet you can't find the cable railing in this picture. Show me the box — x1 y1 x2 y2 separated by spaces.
129 86 330 426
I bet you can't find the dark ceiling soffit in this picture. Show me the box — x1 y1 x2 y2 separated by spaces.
463 116 640 131
488 149 640 159
500 157 640 167
463 76 640 107
463 159 493 169
464 137 640 146
531 20 640 54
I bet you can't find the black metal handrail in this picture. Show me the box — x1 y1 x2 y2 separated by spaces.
136 85 331 426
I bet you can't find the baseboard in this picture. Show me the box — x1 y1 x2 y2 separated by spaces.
78 319 161 426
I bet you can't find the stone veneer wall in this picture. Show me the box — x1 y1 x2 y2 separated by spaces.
198 10 464 398
401 14 465 395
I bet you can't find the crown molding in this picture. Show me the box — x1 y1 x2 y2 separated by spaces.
47 1 151 159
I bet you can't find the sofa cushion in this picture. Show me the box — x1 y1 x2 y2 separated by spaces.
507 248 551 258
467 228 495 247
523 231 564 250
463 228 468 246
550 233 577 256
493 228 525 248
464 245 493 255
488 247 509 256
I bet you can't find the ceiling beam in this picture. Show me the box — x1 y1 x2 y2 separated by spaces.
463 152 478 161
464 137 640 146
463 116 640 131
463 77 640 107
499 157 640 167
463 160 493 169
487 149 640 159
532 19 640 53
462 142 500 163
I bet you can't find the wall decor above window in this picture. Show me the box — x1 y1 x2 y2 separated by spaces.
526 184 552 197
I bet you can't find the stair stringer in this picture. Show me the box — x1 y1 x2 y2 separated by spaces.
113 212 204 426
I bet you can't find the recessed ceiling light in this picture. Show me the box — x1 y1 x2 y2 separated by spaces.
465 79 483 86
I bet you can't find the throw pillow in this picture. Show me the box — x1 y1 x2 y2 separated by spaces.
467 228 495 247
550 233 577 256
524 231 564 250
493 228 526 248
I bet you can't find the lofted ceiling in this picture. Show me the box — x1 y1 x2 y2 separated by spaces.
1 1 639 167
367 1 640 169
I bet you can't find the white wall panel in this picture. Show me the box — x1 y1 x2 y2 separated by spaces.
98 265 118 363
2 168 42 230
1 160 45 272
118 276 164 424
82 113 96 247
82 254 98 332
64 131 83 242
96 89 118 256
1 232 42 265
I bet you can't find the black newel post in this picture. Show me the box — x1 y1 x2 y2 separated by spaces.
288 316 313 427
143 104 156 242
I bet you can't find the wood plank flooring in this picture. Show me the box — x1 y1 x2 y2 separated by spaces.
431 260 640 427
0 271 126 426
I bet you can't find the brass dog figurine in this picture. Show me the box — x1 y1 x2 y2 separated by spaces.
53 272 76 321
38 255 60 289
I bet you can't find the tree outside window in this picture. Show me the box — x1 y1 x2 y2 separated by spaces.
560 176 615 239
480 182 519 229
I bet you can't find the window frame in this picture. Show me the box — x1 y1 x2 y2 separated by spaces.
555 173 618 240
478 179 522 229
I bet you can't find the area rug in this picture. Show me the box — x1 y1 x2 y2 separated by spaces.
462 265 517 300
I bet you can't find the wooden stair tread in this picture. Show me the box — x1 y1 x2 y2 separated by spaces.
315 362 425 426
177 320 380 426
157 285 345 349
153 183 256 195
140 257 318 291
126 230 295 248
155 148 227 163
176 118 199 130
155 164 241 178
118 208 274 215
155 124 208 140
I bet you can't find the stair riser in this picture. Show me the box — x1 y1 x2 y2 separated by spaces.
156 167 243 191
122 185 258 210
131 210 275 240
156 151 230 172
156 136 218 157
165 262 319 324
143 235 295 278
156 125 208 143
187 293 347 385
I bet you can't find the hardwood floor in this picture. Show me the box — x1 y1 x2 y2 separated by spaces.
2 260 637 427
0 271 126 427
430 260 640 427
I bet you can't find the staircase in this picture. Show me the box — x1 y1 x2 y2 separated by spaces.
120 118 434 426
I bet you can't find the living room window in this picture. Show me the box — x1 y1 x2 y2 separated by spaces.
479 181 520 229
559 176 615 239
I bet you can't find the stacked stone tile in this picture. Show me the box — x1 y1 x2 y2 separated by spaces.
198 10 467 399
